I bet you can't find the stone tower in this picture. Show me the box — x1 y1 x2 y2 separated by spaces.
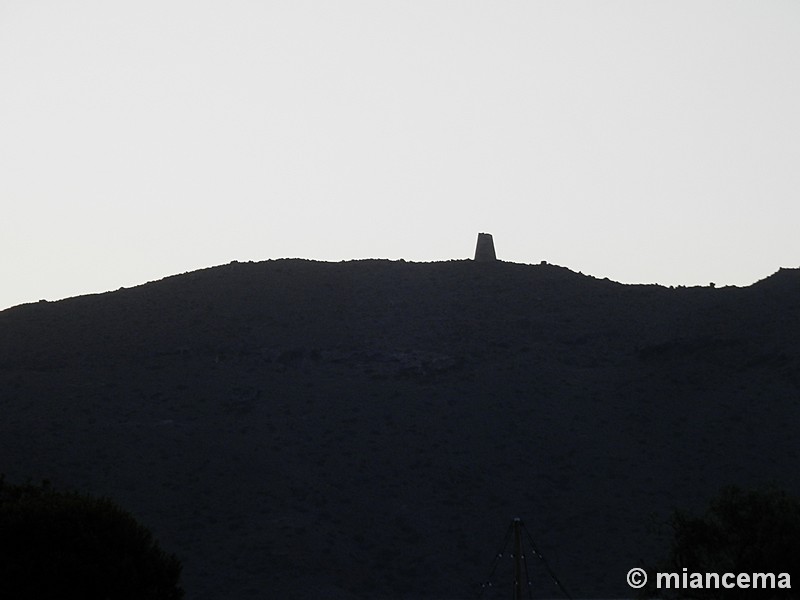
474 232 497 262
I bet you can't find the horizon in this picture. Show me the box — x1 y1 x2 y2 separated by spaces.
3 1 799 311
2 253 793 312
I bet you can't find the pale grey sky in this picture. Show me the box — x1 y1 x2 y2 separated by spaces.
2 1 799 310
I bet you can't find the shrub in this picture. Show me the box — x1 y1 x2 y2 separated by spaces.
0 477 184 600
655 485 800 599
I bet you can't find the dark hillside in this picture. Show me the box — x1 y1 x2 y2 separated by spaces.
1 259 799 598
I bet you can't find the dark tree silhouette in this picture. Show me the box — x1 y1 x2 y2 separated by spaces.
0 477 184 600
658 485 800 599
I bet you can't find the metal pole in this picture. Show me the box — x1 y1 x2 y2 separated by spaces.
513 518 523 600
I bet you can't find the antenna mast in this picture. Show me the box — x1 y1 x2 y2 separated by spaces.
513 518 524 600
480 518 572 600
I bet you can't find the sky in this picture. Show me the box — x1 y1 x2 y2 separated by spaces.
2 1 800 310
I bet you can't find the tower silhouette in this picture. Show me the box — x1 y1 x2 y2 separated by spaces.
474 233 497 262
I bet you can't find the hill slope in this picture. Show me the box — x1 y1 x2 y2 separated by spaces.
1 259 799 598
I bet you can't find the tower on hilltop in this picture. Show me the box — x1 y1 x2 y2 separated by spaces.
474 232 497 262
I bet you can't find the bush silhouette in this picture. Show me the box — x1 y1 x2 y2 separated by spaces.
659 485 800 599
0 477 184 600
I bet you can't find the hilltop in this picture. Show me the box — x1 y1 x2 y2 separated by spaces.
1 259 799 598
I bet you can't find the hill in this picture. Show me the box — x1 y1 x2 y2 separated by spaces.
1 259 799 598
